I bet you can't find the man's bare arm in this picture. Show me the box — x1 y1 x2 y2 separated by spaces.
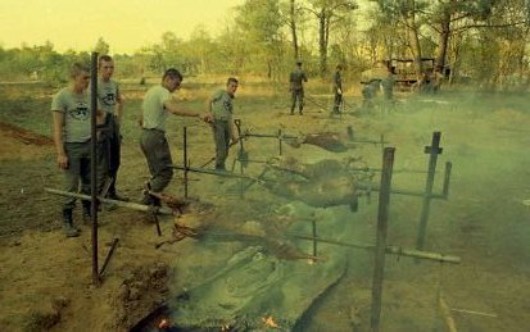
116 92 125 123
164 99 212 122
52 111 68 169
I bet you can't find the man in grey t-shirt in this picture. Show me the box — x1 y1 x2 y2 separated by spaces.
52 63 104 237
208 77 239 171
139 68 211 206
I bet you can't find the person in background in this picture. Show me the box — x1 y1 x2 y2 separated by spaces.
289 61 308 115
96 55 127 203
208 77 239 171
332 64 343 115
139 68 211 206
381 65 396 112
361 79 381 112
52 63 104 237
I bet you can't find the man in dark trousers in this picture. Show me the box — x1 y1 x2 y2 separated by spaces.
332 64 343 115
289 61 308 115
139 68 211 206
51 63 105 237
208 77 239 171
96 55 127 202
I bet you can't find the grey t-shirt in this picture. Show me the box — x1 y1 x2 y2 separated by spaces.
211 89 234 121
96 79 120 115
51 88 91 143
142 85 171 131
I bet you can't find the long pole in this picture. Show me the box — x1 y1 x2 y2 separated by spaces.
371 147 395 332
90 52 100 285
416 132 443 252
45 188 174 215
292 235 460 264
183 126 188 198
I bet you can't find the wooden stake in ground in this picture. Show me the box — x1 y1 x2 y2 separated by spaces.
416 131 443 252
370 147 395 332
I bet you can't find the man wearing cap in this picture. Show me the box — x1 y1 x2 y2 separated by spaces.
289 61 308 115
139 68 211 206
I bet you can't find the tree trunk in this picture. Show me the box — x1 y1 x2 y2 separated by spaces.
435 10 451 70
318 10 328 77
290 0 299 60
407 15 423 80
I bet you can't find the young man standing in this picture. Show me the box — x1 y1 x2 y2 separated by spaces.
139 68 211 205
52 63 103 237
208 77 239 171
332 64 343 115
96 55 127 201
289 61 308 115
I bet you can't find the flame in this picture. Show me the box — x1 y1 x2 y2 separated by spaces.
262 315 279 328
158 318 170 329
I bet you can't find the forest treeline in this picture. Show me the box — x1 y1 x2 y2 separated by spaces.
1 0 530 89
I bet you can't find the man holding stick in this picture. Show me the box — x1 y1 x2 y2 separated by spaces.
139 68 211 206
207 77 239 171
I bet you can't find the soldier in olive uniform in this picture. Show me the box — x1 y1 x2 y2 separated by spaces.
208 77 239 171
289 61 308 115
332 64 343 115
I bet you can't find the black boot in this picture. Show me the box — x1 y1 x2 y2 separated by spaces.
62 209 80 238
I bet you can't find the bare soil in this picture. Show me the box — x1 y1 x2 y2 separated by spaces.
1 86 530 331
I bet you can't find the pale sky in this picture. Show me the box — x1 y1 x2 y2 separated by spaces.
0 0 245 54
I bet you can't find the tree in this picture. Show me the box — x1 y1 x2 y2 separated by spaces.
234 0 286 78
93 37 110 55
305 0 358 76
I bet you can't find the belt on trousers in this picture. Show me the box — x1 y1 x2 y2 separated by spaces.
142 127 165 133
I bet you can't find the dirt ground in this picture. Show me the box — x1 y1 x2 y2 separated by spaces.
1 83 530 331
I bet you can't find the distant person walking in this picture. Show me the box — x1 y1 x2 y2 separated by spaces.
289 60 308 115
332 64 343 115
51 63 104 237
96 55 127 202
139 68 211 206
208 77 239 171
381 65 396 113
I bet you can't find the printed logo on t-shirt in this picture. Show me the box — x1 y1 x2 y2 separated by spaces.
102 92 116 106
224 100 233 113
69 102 89 120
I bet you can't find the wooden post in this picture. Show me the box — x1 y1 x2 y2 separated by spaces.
278 129 283 156
416 132 443 252
442 161 452 199
438 291 458 332
90 52 100 286
183 126 188 198
370 147 395 332
312 217 317 259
